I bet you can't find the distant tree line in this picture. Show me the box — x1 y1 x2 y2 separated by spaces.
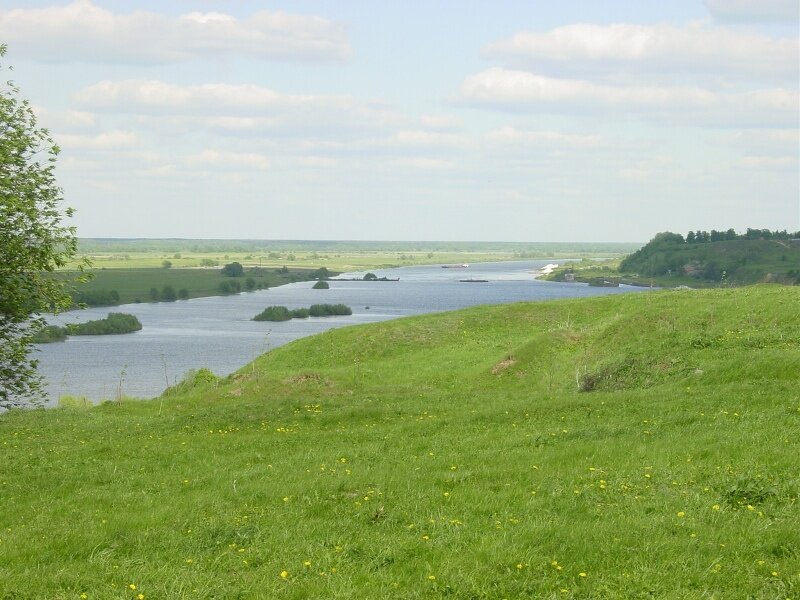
684 228 799 244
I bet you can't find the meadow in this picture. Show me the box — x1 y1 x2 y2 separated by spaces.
58 267 325 307
69 238 639 272
0 286 797 598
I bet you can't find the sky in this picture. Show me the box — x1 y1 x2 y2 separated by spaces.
1 0 798 242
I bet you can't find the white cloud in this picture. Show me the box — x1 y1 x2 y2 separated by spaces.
487 127 602 148
388 130 467 148
75 80 397 129
0 0 351 64
72 80 401 140
458 68 799 126
419 115 464 131
484 23 797 79
56 130 139 150
705 0 799 23
32 107 97 133
186 150 270 170
740 155 796 168
391 158 457 170
297 156 338 168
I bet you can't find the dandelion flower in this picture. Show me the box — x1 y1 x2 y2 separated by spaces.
280 570 289 579
677 511 685 517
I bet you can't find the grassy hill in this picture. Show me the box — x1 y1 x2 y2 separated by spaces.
1 287 798 598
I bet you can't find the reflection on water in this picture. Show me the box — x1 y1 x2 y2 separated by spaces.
36 260 647 402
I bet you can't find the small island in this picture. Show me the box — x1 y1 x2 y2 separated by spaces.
253 303 352 322
33 313 143 343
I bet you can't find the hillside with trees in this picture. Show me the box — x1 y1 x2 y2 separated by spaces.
618 229 800 285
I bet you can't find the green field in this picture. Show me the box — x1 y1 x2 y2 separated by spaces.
70 239 640 272
60 267 327 307
1 286 798 598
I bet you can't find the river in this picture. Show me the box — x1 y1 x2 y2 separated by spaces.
35 260 647 402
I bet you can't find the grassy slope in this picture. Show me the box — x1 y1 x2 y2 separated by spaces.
1 287 798 599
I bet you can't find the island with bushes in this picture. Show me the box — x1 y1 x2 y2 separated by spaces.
253 303 352 322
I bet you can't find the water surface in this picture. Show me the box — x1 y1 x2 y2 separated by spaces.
36 260 646 401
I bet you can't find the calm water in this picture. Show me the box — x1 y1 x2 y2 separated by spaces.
36 260 647 401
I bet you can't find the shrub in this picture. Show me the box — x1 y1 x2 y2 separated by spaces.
290 308 310 319
67 313 142 336
163 368 219 395
245 277 256 291
253 306 293 321
221 262 244 277
31 325 68 343
178 288 189 300
363 272 378 281
72 289 120 307
161 260 172 269
161 285 177 302
312 280 329 289
309 303 352 317
219 280 241 294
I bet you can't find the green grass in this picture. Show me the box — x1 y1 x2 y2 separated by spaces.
1 286 798 598
58 267 326 307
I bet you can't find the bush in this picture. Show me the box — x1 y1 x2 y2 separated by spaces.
163 368 219 395
31 325 68 343
72 289 120 307
363 272 378 281
254 304 352 321
221 262 244 277
161 285 177 302
161 260 172 269
245 277 256 291
178 288 189 300
312 280 329 289
218 280 241 294
66 313 142 336
253 306 293 321
309 303 352 317
312 267 330 280
149 287 159 301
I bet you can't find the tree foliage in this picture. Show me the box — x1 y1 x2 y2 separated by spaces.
221 262 244 277
1 45 83 406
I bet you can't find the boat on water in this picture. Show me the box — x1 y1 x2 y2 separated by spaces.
443 263 469 268
459 278 488 283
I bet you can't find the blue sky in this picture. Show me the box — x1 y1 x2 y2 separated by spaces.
1 0 798 241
